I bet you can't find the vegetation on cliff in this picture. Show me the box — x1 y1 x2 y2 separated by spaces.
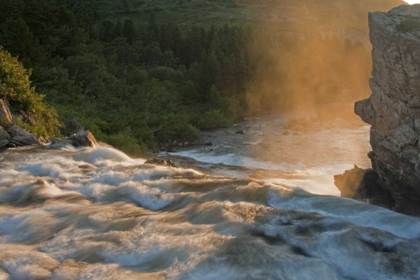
0 46 60 137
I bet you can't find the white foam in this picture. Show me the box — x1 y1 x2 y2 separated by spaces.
173 149 304 171
0 141 418 280
116 181 177 210
267 187 420 240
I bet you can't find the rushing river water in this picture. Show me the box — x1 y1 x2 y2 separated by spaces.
169 112 372 196
1 112 420 280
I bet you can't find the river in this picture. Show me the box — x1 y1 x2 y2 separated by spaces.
0 108 419 280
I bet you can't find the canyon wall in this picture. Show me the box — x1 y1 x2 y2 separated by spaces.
355 5 420 215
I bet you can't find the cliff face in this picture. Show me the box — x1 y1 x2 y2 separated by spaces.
356 5 420 215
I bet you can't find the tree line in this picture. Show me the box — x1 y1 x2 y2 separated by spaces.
0 0 371 155
0 0 256 154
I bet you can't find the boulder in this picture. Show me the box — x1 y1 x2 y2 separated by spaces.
6 125 40 147
203 141 213 146
71 130 98 148
0 126 10 147
235 130 246 135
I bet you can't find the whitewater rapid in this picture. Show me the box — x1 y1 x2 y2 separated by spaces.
169 113 372 196
0 143 419 280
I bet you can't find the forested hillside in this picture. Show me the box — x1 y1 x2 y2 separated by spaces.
0 0 404 154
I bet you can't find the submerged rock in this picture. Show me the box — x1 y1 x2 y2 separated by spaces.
354 5 420 215
145 158 177 167
6 125 40 147
71 130 98 148
236 129 246 135
203 141 213 146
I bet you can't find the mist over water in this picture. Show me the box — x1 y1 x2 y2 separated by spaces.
171 106 371 196
247 0 403 112
0 139 419 280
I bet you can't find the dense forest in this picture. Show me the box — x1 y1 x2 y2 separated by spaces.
0 0 377 154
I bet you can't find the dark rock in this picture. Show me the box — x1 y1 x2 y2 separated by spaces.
335 166 395 209
0 126 10 147
334 165 365 198
63 118 83 135
71 130 98 148
355 99 374 125
203 141 213 146
353 5 420 215
49 138 73 146
236 130 246 135
6 126 40 147
145 158 177 167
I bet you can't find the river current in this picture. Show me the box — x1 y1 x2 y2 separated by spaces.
0 111 420 280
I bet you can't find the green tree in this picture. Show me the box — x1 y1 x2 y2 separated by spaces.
123 19 136 44
113 20 123 38
98 20 115 42
119 0 130 13
0 46 61 137
0 17 45 66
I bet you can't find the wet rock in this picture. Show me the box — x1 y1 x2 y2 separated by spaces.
0 126 10 147
71 130 98 148
335 166 395 209
145 158 177 167
334 165 365 198
203 141 213 146
49 137 73 147
354 5 420 215
6 125 40 147
236 130 246 135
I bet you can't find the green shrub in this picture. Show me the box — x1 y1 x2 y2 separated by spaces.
105 132 148 157
0 46 61 137
197 109 230 129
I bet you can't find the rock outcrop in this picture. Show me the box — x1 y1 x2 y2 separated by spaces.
6 125 40 147
71 130 98 148
0 126 11 147
355 5 420 215
334 166 394 209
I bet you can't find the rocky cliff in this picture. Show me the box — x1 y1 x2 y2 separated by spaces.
355 5 420 215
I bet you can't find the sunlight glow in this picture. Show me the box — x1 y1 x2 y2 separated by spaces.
404 0 420 4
